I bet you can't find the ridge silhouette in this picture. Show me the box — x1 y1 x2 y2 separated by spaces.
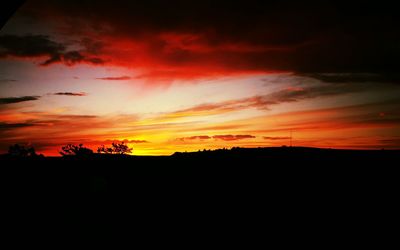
1 143 398 241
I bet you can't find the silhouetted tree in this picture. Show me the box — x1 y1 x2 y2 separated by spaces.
8 144 37 157
97 145 112 154
60 144 93 156
112 142 132 155
97 142 132 155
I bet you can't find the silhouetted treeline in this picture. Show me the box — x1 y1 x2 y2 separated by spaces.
97 142 132 155
2 142 133 159
7 144 43 158
60 144 94 156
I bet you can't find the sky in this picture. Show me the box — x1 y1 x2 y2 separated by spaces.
0 0 399 155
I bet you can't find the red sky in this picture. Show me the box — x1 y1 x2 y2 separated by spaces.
0 0 399 155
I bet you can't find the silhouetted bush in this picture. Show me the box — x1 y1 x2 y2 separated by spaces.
97 145 113 154
60 144 93 157
97 142 132 155
8 144 37 157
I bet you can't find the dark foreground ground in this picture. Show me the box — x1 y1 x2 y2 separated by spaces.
1 147 398 242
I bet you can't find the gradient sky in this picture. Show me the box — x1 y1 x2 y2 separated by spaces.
1 0 399 155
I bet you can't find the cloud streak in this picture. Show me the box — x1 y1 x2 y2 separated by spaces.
0 122 37 138
177 135 255 141
0 122 35 130
213 135 255 141
52 92 87 96
165 82 369 119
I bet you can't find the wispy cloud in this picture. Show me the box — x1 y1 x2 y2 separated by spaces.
163 82 368 120
176 134 255 141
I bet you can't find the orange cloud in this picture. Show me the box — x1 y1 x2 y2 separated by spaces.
1 96 399 156
212 135 256 141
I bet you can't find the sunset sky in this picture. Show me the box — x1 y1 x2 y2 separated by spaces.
1 0 399 155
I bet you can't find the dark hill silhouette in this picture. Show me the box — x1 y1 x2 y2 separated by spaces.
1 146 398 241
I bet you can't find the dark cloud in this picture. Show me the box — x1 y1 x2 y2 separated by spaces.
80 38 104 55
0 34 64 58
213 135 255 141
0 122 35 130
0 122 35 138
96 76 131 81
16 0 400 78
52 92 87 96
0 34 104 66
41 50 104 66
0 95 40 104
